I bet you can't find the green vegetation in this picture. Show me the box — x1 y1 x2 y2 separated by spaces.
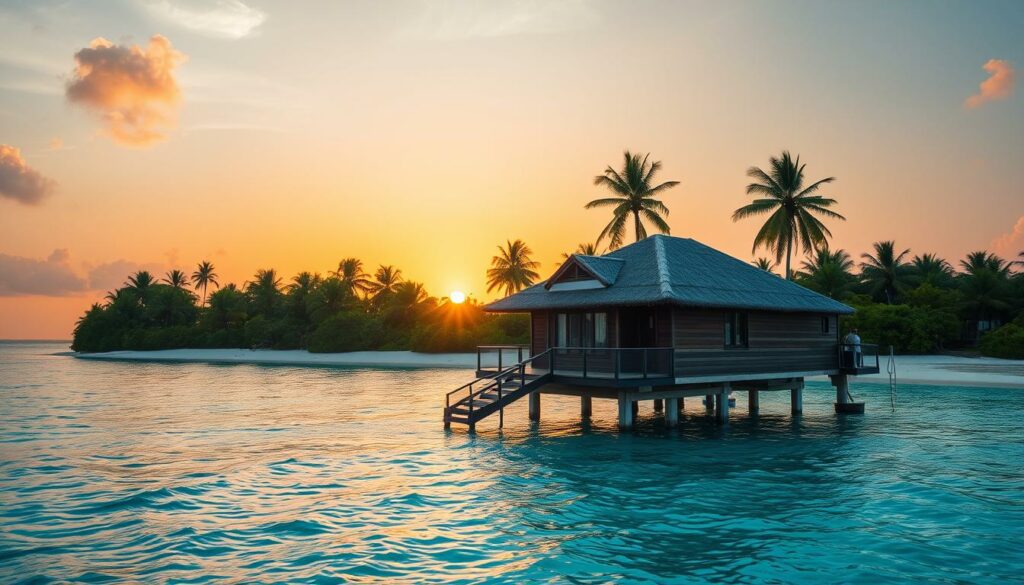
72 148 1023 359
586 150 678 250
790 240 1023 355
72 261 529 353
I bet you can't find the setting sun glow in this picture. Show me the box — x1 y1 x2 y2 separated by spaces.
449 291 466 304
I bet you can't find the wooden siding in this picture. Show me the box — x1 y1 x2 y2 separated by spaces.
671 307 839 376
674 346 838 377
748 312 835 348
531 312 548 356
656 307 672 347
672 308 724 349
673 308 835 349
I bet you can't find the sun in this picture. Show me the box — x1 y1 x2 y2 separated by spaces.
449 290 466 304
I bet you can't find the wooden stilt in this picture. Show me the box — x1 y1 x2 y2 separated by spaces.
705 394 714 411
791 385 803 415
653 398 664 412
717 384 730 424
581 395 592 418
618 393 634 429
665 398 679 427
748 390 759 413
529 392 541 421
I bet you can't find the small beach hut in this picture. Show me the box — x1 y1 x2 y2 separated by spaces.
444 235 878 429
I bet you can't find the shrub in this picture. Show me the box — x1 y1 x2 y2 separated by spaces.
307 311 383 353
842 301 959 354
980 324 1024 359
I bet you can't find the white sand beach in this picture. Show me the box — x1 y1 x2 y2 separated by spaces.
70 349 1024 388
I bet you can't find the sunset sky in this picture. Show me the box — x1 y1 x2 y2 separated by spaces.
1 0 1022 339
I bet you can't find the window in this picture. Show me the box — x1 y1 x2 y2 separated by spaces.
555 311 609 348
821 316 831 335
724 312 748 348
594 313 608 348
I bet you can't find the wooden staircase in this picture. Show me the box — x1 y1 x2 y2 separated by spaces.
444 350 552 430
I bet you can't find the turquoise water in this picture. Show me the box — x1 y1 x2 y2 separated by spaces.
0 342 1022 583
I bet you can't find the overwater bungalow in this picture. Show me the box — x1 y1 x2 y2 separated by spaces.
444 235 879 430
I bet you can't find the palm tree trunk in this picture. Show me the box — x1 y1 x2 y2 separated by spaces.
634 211 642 243
785 237 793 280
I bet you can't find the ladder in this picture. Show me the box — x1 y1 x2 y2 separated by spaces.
444 349 552 431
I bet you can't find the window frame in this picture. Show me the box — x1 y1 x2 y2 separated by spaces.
724 311 749 349
553 310 610 349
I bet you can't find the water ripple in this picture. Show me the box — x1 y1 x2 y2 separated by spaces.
0 342 1022 583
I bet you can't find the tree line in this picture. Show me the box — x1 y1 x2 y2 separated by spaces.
72 259 528 353
484 150 1024 358
75 148 1023 357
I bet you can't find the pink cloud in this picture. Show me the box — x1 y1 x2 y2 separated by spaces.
65 35 186 146
991 215 1024 259
0 144 56 205
0 249 87 296
964 59 1015 109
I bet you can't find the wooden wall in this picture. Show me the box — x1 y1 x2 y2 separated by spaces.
672 308 836 349
672 308 839 376
531 312 548 356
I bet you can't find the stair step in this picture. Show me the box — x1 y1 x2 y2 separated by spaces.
446 416 470 424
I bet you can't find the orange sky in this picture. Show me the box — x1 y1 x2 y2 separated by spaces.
1 1 1022 339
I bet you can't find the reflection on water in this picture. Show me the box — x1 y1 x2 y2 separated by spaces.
1 342 1022 582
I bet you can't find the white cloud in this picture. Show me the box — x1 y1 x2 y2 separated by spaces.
148 0 267 39
401 0 599 40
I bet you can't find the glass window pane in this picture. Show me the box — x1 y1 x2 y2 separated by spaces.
557 313 567 347
568 314 582 347
594 313 607 347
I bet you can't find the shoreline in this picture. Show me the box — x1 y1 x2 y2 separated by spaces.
68 349 1024 389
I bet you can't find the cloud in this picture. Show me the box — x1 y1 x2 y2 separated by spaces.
0 144 56 205
991 216 1024 259
48 137 64 151
402 0 599 40
65 35 186 147
0 249 88 296
148 0 266 39
964 59 1015 109
86 259 165 291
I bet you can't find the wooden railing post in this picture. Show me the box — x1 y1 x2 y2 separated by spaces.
615 350 621 380
582 349 588 378
642 350 648 379
498 350 502 373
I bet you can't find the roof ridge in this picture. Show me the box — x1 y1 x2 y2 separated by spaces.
653 235 673 298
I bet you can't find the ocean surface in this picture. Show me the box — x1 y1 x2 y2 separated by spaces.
1 341 1022 583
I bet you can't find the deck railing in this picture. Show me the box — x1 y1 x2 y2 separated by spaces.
525 346 675 381
839 343 879 371
477 345 531 373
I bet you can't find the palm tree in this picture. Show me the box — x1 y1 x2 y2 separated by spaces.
960 251 1009 275
486 239 541 297
797 247 855 300
860 241 912 304
910 253 954 288
732 151 845 280
368 265 403 298
191 261 219 306
753 257 775 272
561 242 602 261
163 269 189 289
959 261 1011 328
333 258 372 297
125 270 154 292
246 268 282 317
585 151 678 250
